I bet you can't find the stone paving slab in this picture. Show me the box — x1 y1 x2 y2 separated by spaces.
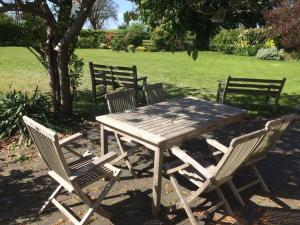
0 119 299 225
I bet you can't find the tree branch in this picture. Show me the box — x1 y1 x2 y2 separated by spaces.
0 0 44 18
54 0 96 51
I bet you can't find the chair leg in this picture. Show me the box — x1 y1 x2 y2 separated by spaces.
215 187 233 215
252 165 270 193
39 184 63 214
228 180 245 206
169 174 199 225
115 133 137 178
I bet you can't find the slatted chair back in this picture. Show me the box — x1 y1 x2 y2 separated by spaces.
214 129 266 181
105 88 136 113
23 116 71 183
249 114 296 160
90 63 138 89
143 83 164 105
224 76 286 97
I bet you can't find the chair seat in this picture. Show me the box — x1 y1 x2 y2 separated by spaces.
169 150 217 187
69 156 120 187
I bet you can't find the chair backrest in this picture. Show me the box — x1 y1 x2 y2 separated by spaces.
249 114 296 160
23 116 71 183
143 83 164 105
214 129 266 181
105 88 136 113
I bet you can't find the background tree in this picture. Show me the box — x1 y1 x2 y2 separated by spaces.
131 0 273 49
0 0 97 115
265 0 300 50
123 10 138 27
89 0 118 30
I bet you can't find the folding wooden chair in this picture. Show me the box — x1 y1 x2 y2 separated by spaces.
143 83 164 105
228 114 297 205
105 88 139 177
165 129 266 225
23 116 122 225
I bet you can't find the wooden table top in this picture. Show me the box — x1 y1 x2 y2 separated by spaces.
96 98 245 149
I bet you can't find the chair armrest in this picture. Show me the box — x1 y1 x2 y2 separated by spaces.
59 133 82 146
170 146 212 179
137 76 147 86
70 151 118 179
206 139 229 154
137 76 147 81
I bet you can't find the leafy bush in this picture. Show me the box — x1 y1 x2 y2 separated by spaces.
210 28 242 54
68 53 84 98
150 26 183 51
0 87 51 140
135 46 148 52
127 44 135 52
99 43 108 49
239 28 267 46
256 47 284 60
211 28 268 56
77 36 97 48
77 29 105 48
234 43 263 56
104 32 116 46
264 39 276 48
111 32 126 51
124 23 148 47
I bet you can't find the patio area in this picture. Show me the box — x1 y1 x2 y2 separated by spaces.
1 118 299 225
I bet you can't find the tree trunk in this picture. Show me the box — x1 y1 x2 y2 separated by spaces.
57 48 72 115
47 49 60 110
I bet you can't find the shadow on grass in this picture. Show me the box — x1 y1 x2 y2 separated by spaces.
73 84 299 123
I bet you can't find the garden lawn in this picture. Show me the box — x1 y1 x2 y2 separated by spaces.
1 47 300 115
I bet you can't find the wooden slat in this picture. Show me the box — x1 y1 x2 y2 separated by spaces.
229 77 285 84
93 69 111 74
92 64 112 69
112 71 133 76
228 83 281 90
111 65 133 71
97 98 245 147
226 88 279 96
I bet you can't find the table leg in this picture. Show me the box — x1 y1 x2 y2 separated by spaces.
100 124 108 156
152 148 163 217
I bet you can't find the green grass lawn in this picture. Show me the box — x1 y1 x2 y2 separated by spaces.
1 47 300 116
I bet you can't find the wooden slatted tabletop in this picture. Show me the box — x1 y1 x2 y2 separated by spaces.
96 97 245 149
96 97 245 217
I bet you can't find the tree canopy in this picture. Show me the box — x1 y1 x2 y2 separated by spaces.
0 0 97 114
89 0 118 30
265 0 300 50
131 0 273 48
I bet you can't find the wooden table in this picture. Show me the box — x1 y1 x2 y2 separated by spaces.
96 97 245 217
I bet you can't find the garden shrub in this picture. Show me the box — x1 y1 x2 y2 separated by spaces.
124 23 148 47
77 29 105 48
0 86 51 141
127 44 135 52
149 27 186 52
111 32 127 51
150 26 172 51
256 47 284 60
104 32 116 46
210 28 242 54
264 39 276 48
135 46 148 52
210 27 269 56
77 36 98 48
239 28 267 46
